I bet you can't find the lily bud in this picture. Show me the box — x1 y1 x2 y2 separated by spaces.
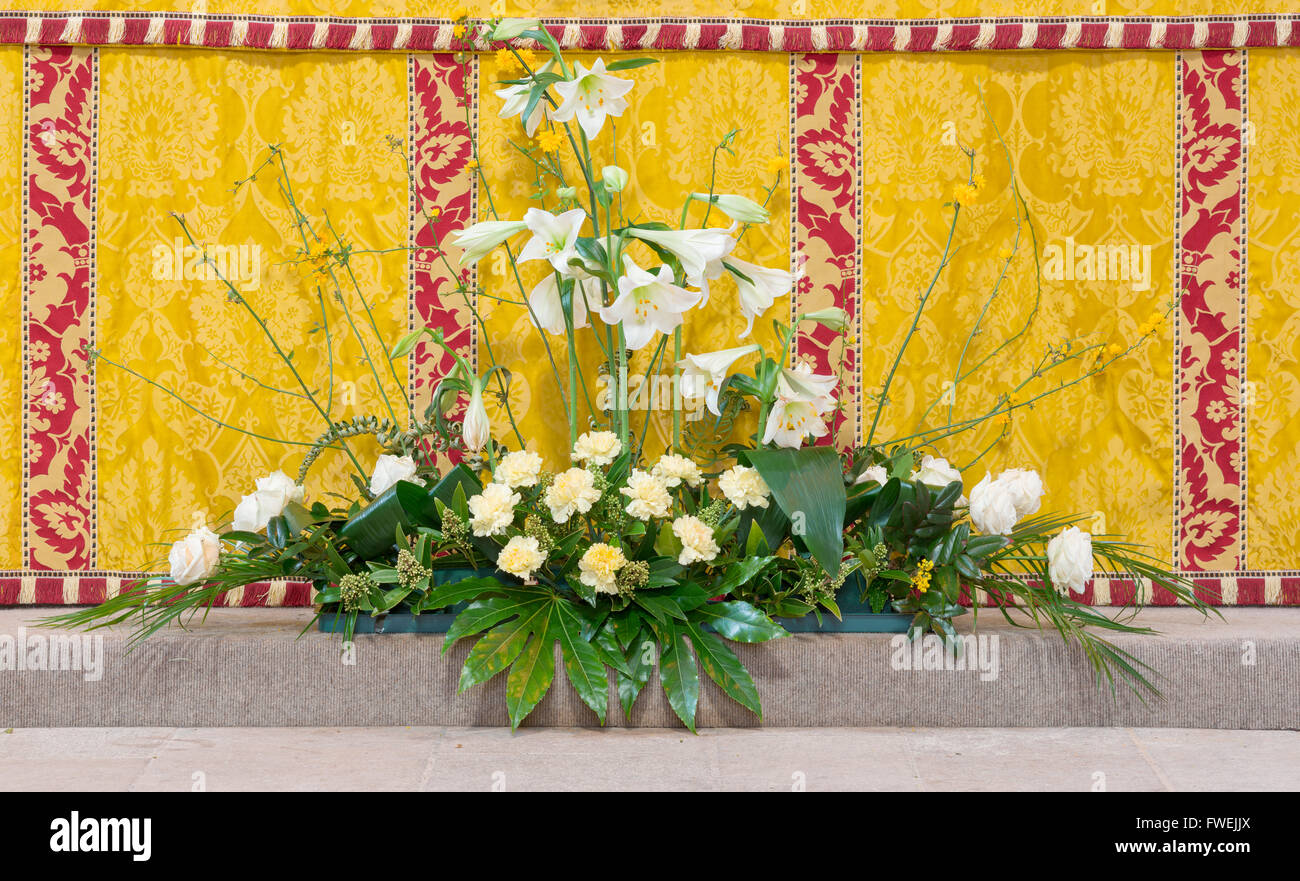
690 192 769 224
801 306 850 332
601 165 629 193
462 380 491 453
490 18 540 41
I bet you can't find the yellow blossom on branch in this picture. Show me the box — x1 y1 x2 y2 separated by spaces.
766 154 786 175
535 127 564 152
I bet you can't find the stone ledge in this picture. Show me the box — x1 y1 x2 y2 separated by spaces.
1 608 1296 729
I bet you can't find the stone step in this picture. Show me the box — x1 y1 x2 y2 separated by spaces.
1 608 1296 729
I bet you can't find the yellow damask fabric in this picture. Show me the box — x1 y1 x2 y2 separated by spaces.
95 48 409 570
0 48 19 570
859 51 1175 558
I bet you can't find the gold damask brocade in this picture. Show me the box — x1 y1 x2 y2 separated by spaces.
1 2 1298 605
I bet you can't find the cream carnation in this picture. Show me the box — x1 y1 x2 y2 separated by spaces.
544 467 601 523
651 454 703 488
497 535 546 581
969 472 1019 536
718 465 770 510
672 515 720 565
578 542 627 594
620 470 673 521
468 483 520 537
1047 526 1093 595
495 450 544 488
571 430 622 466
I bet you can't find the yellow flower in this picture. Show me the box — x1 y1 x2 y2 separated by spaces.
998 246 1014 263
1007 391 1024 407
451 5 469 20
452 24 466 38
517 47 539 69
911 558 935 593
579 543 628 595
496 48 520 72
766 154 786 175
535 127 564 152
971 173 986 191
463 159 479 175
994 412 1012 426
952 183 979 206
1106 342 1123 356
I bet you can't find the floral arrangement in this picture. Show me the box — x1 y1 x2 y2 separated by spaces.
52 15 1212 731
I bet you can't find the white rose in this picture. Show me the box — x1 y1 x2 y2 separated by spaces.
468 483 521 537
1047 526 1093 595
231 470 305 533
168 526 221 586
495 450 544 488
651 454 703 489
497 535 546 581
994 468 1044 520
369 454 424 497
571 430 622 466
544 467 601 523
717 465 770 510
854 464 889 486
620 470 673 521
969 472 1019 536
672 515 720 565
910 455 962 491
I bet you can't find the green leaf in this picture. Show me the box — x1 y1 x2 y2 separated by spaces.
592 625 634 678
649 621 700 733
552 603 608 724
604 57 659 71
618 629 656 720
692 600 786 643
743 520 769 556
458 609 541 692
423 576 512 612
506 625 555 730
636 593 686 624
338 480 429 559
744 446 846 574
708 556 775 597
444 595 536 649
868 478 902 529
685 622 762 718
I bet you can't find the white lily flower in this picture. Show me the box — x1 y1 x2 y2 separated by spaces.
462 380 491 453
762 394 831 448
726 257 794 337
491 18 539 40
551 58 634 140
517 207 588 276
626 226 736 294
677 345 759 416
448 219 528 266
779 363 838 412
598 255 701 350
527 273 596 336
496 82 547 137
691 192 770 224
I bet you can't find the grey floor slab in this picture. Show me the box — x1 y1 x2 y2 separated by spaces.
2 726 1296 791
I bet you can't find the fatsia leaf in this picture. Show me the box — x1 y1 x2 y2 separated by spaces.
506 621 556 731
458 602 547 692
422 576 514 612
649 620 700 733
552 603 609 724
635 593 687 624
685 621 762 718
618 628 656 720
443 595 537 652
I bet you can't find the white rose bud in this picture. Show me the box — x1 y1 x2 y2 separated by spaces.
910 454 962 491
169 526 221 585
995 468 1044 520
231 470 305 533
1047 526 1093 595
369 454 424 497
969 472 1019 536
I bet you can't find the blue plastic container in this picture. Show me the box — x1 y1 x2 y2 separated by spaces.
774 570 912 633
